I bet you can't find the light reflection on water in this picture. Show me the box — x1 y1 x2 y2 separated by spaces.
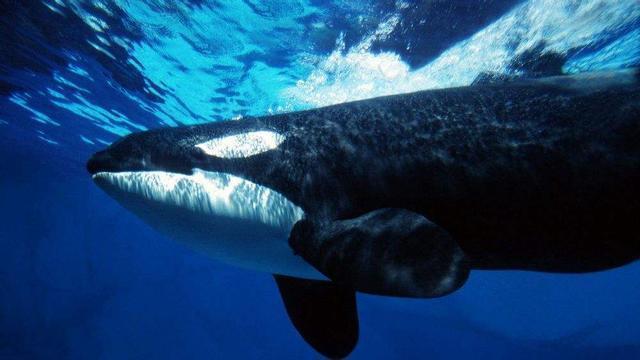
0 0 637 154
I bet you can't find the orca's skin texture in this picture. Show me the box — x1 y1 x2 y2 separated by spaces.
89 68 640 273
88 69 639 358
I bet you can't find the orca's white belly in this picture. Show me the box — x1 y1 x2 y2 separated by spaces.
93 170 325 280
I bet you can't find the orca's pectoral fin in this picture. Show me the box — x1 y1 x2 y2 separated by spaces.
289 208 470 298
274 275 358 359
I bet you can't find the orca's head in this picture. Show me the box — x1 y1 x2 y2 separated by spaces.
86 120 322 279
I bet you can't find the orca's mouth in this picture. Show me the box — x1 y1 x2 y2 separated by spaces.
92 170 304 231
86 149 151 175
87 150 118 175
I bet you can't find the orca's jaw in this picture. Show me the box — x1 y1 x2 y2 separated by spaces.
92 169 323 279
93 169 304 231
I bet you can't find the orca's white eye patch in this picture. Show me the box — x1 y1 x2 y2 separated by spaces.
195 130 285 158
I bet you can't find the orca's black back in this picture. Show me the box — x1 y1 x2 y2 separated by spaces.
251 71 640 272
95 70 640 273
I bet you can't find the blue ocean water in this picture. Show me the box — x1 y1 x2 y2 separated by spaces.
1 0 639 358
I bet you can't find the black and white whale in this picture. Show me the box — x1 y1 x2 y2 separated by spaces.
87 69 640 358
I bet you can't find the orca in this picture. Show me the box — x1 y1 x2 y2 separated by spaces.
87 69 640 358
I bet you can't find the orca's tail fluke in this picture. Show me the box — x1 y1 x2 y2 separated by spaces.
274 275 358 359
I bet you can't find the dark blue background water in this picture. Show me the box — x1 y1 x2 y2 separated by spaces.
1 0 639 358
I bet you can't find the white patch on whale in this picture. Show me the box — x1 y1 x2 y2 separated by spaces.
92 169 303 231
195 130 285 158
92 169 323 279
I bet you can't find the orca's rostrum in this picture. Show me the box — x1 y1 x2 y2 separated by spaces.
87 69 640 358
